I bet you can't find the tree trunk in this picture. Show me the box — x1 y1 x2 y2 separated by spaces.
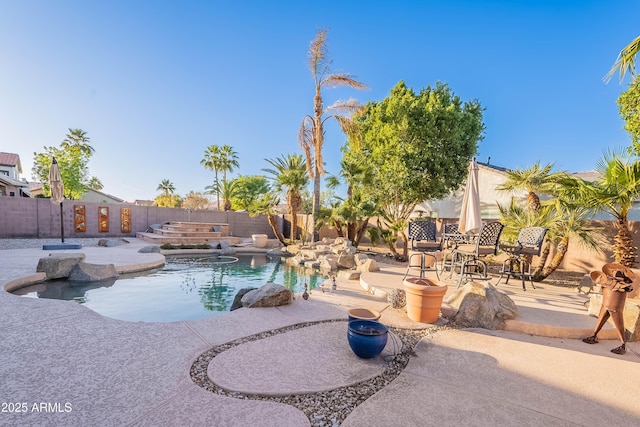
534 236 569 281
614 217 637 267
268 214 286 244
533 241 552 278
353 218 370 248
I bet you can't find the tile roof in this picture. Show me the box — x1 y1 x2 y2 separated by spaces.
0 152 21 170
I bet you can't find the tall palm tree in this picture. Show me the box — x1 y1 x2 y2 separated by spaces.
156 179 175 197
554 151 640 267
497 162 558 211
219 145 239 182
262 154 309 241
201 145 223 209
298 29 368 239
605 35 640 83
61 128 94 157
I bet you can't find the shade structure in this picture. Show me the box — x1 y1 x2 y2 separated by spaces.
458 158 482 234
49 157 64 205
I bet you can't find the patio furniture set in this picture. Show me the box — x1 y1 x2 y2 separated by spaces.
403 219 548 291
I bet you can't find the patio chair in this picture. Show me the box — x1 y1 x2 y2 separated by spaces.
451 221 504 288
403 220 441 280
440 223 471 275
496 226 548 291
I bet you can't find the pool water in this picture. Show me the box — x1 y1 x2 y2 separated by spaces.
15 254 328 323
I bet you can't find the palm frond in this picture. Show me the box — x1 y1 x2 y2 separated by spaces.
604 35 640 83
322 73 368 90
308 29 329 82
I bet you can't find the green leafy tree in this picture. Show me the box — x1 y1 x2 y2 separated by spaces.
352 81 484 260
298 29 367 239
229 175 270 211
618 76 640 155
262 154 309 241
182 191 210 210
154 194 182 208
32 128 97 199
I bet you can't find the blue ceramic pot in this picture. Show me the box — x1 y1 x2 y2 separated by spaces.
347 320 388 359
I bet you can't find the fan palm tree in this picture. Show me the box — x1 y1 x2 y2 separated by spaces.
605 35 640 83
87 176 103 191
553 151 640 267
248 193 286 244
156 179 175 197
298 29 368 239
205 179 238 211
497 162 558 212
201 145 223 209
262 154 309 241
219 145 239 182
61 128 94 157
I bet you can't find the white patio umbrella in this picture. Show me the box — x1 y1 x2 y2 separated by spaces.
458 158 482 234
49 156 65 242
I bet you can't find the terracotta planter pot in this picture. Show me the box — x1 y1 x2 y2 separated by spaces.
403 278 447 323
251 234 268 248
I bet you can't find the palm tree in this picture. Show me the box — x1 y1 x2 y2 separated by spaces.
61 128 94 157
205 179 237 211
219 145 239 182
497 162 558 212
87 176 103 191
156 179 175 197
605 35 640 83
249 193 286 244
298 29 368 239
554 151 640 267
262 154 309 241
201 145 223 209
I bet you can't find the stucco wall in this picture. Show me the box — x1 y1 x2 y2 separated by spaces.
0 197 274 238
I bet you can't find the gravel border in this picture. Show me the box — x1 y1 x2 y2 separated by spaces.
190 319 445 427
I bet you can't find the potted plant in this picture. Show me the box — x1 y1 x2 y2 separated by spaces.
403 277 447 323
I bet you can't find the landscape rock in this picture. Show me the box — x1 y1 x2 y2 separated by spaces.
138 246 161 253
354 254 370 266
241 282 294 308
220 246 237 255
318 254 338 270
219 240 233 250
230 287 258 311
337 253 355 269
68 262 119 283
338 270 360 280
356 258 379 272
36 254 86 280
444 281 518 329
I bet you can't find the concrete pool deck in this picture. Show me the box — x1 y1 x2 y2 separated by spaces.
1 238 639 426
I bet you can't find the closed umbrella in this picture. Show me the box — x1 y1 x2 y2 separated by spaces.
458 158 482 234
49 156 65 242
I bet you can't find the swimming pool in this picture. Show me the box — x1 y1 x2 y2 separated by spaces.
14 254 328 323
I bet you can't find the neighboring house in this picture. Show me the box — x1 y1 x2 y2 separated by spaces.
133 199 154 206
80 189 124 204
0 152 30 197
415 161 640 221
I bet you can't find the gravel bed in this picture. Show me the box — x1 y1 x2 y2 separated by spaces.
191 319 445 427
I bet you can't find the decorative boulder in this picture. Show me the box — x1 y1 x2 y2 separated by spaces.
387 288 407 309
241 282 294 308
339 270 360 280
230 287 258 311
138 246 161 253
444 282 518 329
354 254 370 266
318 254 338 270
36 254 86 280
356 258 380 272
337 253 356 269
68 262 119 283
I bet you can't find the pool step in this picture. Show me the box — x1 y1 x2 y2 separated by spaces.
136 221 238 246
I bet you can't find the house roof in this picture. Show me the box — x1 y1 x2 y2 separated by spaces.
0 152 22 173
0 174 28 188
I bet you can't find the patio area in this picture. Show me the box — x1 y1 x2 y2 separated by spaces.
1 238 639 426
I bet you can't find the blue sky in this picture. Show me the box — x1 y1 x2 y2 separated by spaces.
0 0 638 203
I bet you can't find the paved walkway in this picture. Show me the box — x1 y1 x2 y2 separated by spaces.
1 239 639 426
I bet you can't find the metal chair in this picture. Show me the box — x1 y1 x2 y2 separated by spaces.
440 223 471 275
497 226 548 291
404 220 441 280
452 221 504 288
